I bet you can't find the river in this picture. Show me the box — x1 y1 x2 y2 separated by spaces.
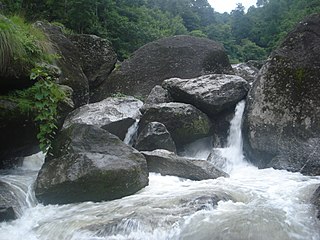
0 101 319 240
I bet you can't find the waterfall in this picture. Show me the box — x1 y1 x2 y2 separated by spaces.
1 101 320 240
124 120 139 145
218 100 248 173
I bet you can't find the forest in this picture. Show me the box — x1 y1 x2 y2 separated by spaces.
1 0 320 62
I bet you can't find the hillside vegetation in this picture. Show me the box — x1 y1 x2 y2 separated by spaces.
1 0 320 61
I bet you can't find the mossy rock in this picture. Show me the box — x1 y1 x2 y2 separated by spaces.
139 102 212 147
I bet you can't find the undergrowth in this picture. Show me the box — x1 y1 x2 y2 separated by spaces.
0 15 53 76
0 14 66 153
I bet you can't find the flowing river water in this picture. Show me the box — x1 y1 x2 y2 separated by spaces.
0 101 319 240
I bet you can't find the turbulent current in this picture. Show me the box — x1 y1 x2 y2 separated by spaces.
0 101 319 240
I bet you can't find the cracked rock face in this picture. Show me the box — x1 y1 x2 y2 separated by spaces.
243 14 320 175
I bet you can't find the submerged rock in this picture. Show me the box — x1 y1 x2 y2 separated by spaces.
135 122 177 153
141 149 228 180
0 181 19 222
63 96 142 140
35 124 149 205
243 14 320 175
162 74 249 116
92 35 233 101
139 102 212 147
207 149 227 170
311 186 320 219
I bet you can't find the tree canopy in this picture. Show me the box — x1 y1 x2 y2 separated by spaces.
1 0 320 62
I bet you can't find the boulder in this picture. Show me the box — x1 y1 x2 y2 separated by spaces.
139 102 212 147
91 35 233 101
162 74 249 117
63 96 143 140
135 122 177 153
243 14 320 175
0 181 19 222
35 22 89 107
69 34 117 90
35 124 149 205
232 63 259 84
141 150 228 180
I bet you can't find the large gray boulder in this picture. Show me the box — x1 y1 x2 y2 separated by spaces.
141 150 228 180
135 122 177 153
243 14 320 175
69 34 117 90
163 74 249 117
139 102 212 147
35 124 149 205
63 96 142 140
35 22 89 107
92 35 233 102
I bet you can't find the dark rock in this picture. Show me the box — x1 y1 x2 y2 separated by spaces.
92 35 233 101
243 14 320 175
311 186 320 219
0 206 16 222
135 122 176 153
139 102 212 147
35 22 89 107
0 181 19 222
0 99 38 168
162 74 249 117
183 194 232 211
232 63 259 83
69 34 117 90
0 84 74 168
35 124 149 205
211 111 234 148
141 149 228 180
63 96 142 140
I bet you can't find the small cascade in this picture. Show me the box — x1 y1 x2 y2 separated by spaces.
0 152 44 216
123 120 139 145
218 100 248 173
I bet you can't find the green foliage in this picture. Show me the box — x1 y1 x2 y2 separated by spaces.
189 30 207 38
10 65 66 153
0 14 65 153
0 15 53 76
2 0 320 61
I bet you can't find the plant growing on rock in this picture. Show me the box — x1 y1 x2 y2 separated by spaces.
0 14 66 153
